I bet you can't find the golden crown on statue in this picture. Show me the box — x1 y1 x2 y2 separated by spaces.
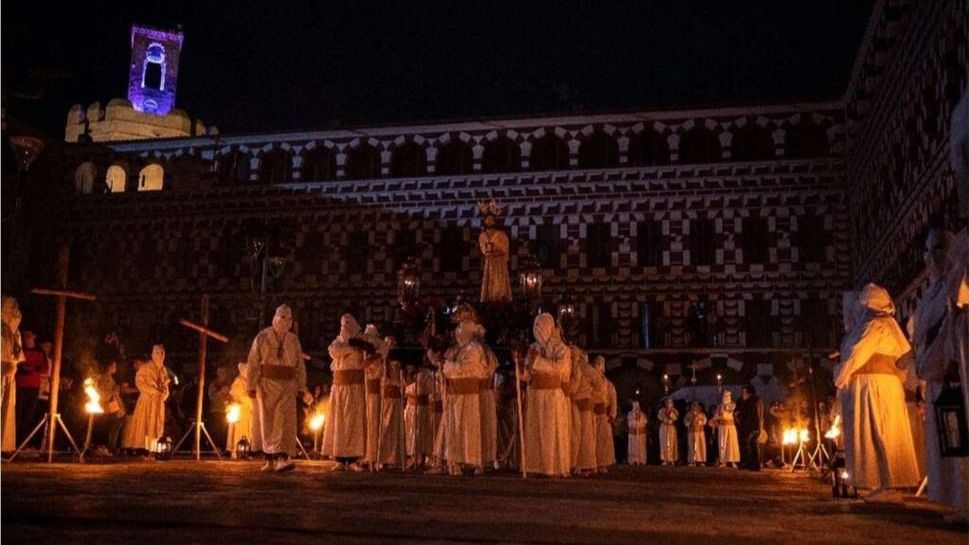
476 199 503 217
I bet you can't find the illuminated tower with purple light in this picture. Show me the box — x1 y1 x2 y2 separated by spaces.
127 24 184 116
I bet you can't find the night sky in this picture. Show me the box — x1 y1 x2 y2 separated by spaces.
3 1 874 138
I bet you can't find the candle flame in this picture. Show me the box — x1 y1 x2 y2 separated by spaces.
83 378 104 414
226 403 241 424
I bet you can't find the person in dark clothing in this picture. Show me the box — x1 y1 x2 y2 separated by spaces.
736 385 764 471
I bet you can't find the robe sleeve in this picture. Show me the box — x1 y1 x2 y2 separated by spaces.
246 333 263 392
834 320 881 389
135 365 163 395
531 342 568 375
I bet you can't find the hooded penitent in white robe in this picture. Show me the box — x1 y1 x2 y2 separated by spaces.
715 392 740 464
246 321 306 458
226 367 259 453
405 368 434 460
910 230 968 509
627 403 647 465
685 406 708 464
1 298 24 453
589 361 616 469
835 283 919 490
524 313 572 476
322 315 367 459
658 404 680 463
122 353 170 451
478 332 499 466
443 321 487 468
569 347 597 471
362 325 387 464
378 364 404 466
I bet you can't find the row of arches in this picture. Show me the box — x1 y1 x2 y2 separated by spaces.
216 120 833 184
75 162 165 194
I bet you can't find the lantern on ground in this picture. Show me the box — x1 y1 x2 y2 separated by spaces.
235 436 251 460
934 384 968 457
156 436 174 460
397 258 420 308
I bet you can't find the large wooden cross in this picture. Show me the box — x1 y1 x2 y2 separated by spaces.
31 245 96 463
175 295 229 460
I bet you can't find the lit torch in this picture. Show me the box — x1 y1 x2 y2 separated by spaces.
824 415 841 440
309 411 326 455
80 377 104 461
225 402 241 459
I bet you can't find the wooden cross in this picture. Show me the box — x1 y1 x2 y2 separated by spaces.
30 245 96 463
176 295 229 460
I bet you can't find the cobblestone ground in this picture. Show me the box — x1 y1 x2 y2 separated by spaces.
2 459 966 545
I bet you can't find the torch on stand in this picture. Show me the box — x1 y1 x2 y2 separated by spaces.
78 378 105 462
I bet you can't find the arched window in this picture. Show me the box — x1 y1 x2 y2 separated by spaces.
577 131 619 168
731 123 775 161
143 43 165 92
391 141 427 178
258 148 292 184
482 136 520 173
138 164 164 191
345 143 381 180
627 130 670 166
678 125 721 164
217 151 251 184
301 146 337 182
784 121 828 158
530 133 569 171
106 165 127 193
74 162 97 194
436 140 473 176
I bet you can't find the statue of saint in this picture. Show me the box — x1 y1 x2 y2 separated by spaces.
477 200 512 303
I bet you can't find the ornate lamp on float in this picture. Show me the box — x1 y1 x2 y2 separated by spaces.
397 258 420 309
518 250 543 313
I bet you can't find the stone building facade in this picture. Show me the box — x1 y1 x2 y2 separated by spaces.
27 0 969 399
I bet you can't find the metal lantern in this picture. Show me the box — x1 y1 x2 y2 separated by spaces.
156 436 174 460
558 296 577 323
934 384 968 457
236 436 251 459
518 252 543 303
397 258 420 308
9 135 45 172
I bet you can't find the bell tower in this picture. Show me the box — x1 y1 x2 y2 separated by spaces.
127 24 184 116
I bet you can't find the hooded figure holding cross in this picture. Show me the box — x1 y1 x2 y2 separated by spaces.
247 304 311 472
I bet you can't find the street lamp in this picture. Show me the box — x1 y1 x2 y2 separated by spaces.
518 250 543 310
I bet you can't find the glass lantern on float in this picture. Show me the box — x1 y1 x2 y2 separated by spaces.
397 258 420 309
935 384 968 457
155 436 174 460
518 251 543 312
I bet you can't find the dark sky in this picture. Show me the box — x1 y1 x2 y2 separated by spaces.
3 1 874 138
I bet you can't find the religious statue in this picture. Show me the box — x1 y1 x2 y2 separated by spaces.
477 200 512 303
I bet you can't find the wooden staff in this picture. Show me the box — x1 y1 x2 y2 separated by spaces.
512 348 527 479
31 244 96 463
178 295 229 460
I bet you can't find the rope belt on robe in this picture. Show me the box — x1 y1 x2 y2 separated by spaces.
628 426 647 435
333 369 365 385
479 378 494 390
366 379 382 394
447 377 481 395
575 398 593 412
593 403 607 415
530 373 560 390
407 394 430 406
260 364 296 381
382 385 402 399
